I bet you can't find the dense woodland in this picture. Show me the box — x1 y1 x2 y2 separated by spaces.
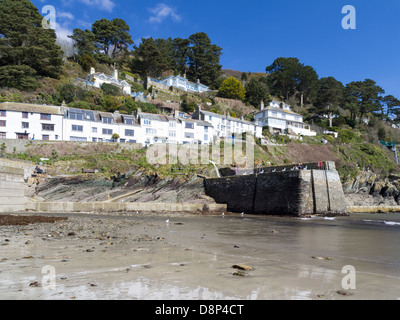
1 0 400 146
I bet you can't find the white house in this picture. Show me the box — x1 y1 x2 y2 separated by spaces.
63 108 145 144
0 102 64 141
149 75 210 93
137 110 213 146
254 101 316 137
192 107 263 140
86 68 132 95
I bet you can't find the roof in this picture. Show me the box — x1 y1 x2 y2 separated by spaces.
160 75 210 89
0 102 63 115
200 110 257 126
90 72 131 88
139 112 173 122
67 108 96 121
255 106 300 116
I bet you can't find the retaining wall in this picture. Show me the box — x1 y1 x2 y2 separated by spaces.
204 166 348 216
0 166 27 212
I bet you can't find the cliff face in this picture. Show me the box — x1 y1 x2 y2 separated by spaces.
32 170 216 205
343 171 400 206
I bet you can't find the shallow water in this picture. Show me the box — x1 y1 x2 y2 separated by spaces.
1 212 400 300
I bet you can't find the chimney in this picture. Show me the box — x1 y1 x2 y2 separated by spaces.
197 79 200 84
90 67 95 75
260 100 264 111
113 68 118 79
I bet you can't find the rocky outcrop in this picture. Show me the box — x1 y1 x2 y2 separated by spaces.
33 170 216 205
343 171 400 206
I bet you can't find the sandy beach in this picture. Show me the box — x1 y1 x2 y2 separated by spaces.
1 212 400 300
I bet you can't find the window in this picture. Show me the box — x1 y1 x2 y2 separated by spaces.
146 128 156 135
72 125 83 132
102 117 113 124
22 122 29 129
40 114 51 120
22 112 28 119
55 135 59 140
204 134 208 141
184 132 194 139
92 138 97 142
92 127 97 133
0 132 6 139
0 110 6 117
185 122 194 129
204 126 208 132
209 116 212 121
70 113 83 120
102 128 113 135
143 119 151 125
120 139 126 143
0 120 6 127
128 140 137 143
179 112 185 118
124 119 134 125
42 135 50 141
169 131 176 138
42 124 55 131
70 136 87 142
169 122 176 128
125 129 134 136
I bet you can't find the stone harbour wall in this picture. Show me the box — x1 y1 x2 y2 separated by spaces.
204 166 348 216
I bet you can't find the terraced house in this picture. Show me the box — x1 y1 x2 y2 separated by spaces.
192 106 263 140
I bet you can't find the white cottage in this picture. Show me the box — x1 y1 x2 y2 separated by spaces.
0 102 64 141
87 68 132 95
192 107 263 140
254 101 316 136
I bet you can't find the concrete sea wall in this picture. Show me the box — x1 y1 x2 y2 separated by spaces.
26 201 227 214
0 166 27 213
204 164 348 216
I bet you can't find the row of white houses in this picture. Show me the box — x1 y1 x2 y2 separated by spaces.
0 102 263 146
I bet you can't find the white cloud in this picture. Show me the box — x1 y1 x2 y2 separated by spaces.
78 0 115 12
58 11 74 20
149 3 181 24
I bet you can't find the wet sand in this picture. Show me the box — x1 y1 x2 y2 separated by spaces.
1 212 400 300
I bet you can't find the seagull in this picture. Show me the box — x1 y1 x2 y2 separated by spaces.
221 212 225 217
165 219 169 223
240 212 244 216
282 168 286 172
272 169 276 172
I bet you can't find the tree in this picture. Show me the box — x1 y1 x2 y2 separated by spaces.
130 38 170 78
297 65 319 106
69 28 96 57
382 95 400 121
92 18 133 59
172 37 190 75
313 77 344 127
245 77 270 108
266 57 302 102
187 32 222 88
0 0 63 88
342 79 385 123
218 77 246 101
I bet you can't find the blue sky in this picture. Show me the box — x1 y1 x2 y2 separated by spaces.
32 0 400 98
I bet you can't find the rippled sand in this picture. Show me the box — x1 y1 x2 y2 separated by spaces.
1 212 400 300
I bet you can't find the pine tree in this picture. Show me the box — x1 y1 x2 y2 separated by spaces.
0 0 63 89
